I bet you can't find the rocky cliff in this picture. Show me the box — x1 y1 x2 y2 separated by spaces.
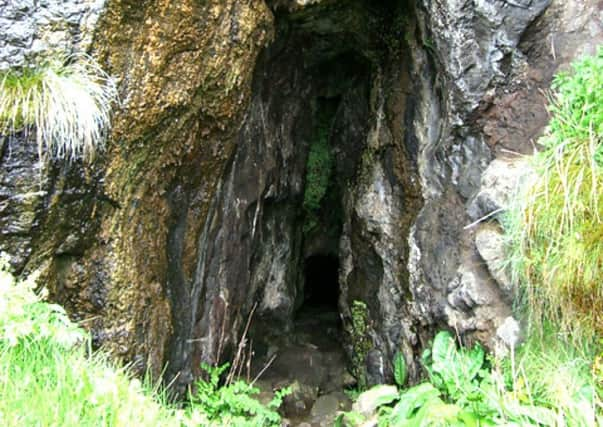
1 0 602 393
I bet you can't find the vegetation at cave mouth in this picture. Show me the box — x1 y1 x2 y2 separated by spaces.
0 256 287 427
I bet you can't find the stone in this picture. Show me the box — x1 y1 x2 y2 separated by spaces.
475 223 513 296
448 267 492 310
6 21 35 47
467 158 533 221
281 381 319 418
310 392 351 426
496 316 522 352
352 385 398 418
0 0 107 69
342 371 357 388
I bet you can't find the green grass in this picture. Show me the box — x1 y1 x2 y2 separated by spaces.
511 325 600 426
0 255 288 426
0 341 183 427
504 47 603 337
0 257 186 427
0 54 117 161
499 47 603 426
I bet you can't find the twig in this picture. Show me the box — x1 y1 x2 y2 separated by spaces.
463 207 505 230
246 339 253 383
250 353 277 387
226 302 257 385
215 300 229 366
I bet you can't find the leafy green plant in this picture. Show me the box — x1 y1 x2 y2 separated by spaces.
0 54 117 161
0 254 292 426
393 352 407 388
339 331 601 426
0 261 84 348
504 47 603 337
421 331 485 402
190 363 290 427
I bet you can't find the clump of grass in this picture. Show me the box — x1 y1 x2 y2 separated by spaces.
0 254 290 426
505 47 603 337
0 54 117 161
511 325 600 426
0 255 189 426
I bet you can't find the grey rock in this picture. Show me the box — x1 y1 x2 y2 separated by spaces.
352 385 398 418
475 223 513 296
467 158 533 221
0 137 49 270
0 0 107 70
310 392 351 426
281 381 319 418
495 316 522 355
6 21 35 47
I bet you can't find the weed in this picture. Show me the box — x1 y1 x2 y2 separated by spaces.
190 363 290 427
0 255 188 426
0 254 287 426
338 330 601 426
512 326 600 426
0 54 118 161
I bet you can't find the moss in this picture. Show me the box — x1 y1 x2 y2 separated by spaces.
302 98 338 235
303 138 331 212
348 300 371 390
303 103 334 212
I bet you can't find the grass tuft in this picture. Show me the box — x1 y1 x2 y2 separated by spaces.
0 54 118 161
512 325 600 426
505 47 603 338
0 254 186 427
0 254 289 426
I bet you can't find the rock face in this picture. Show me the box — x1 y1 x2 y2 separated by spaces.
1 0 603 391
0 0 105 69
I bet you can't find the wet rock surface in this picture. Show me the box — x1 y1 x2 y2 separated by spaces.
0 0 105 69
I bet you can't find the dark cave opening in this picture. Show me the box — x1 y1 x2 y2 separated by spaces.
302 254 340 311
240 1 417 414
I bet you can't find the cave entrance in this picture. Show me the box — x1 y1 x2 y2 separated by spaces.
302 255 340 311
242 0 402 420
293 253 343 355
